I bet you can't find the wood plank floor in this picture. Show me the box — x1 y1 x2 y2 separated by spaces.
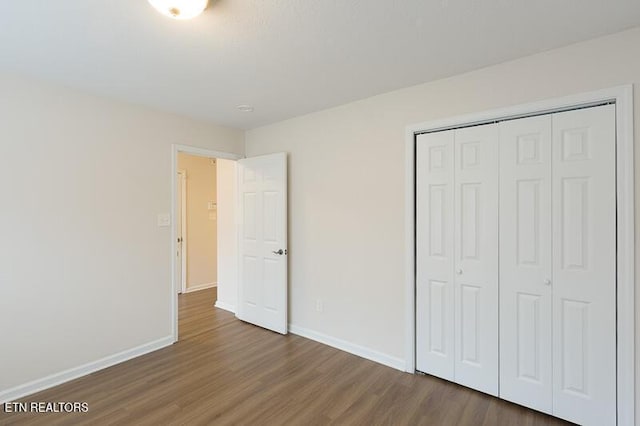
1 288 570 425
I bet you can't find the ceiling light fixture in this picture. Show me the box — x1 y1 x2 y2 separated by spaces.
237 105 254 112
148 0 209 20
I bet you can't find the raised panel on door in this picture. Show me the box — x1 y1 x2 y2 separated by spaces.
498 115 553 413
551 105 616 426
416 131 455 380
453 124 498 396
241 189 259 313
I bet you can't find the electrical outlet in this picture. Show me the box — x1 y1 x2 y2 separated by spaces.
315 299 324 313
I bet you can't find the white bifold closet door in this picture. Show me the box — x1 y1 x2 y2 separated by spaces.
551 105 616 426
416 130 455 381
499 104 616 426
499 114 554 413
454 125 499 396
416 123 499 396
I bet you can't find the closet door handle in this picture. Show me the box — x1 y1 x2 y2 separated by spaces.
456 269 463 275
544 279 551 286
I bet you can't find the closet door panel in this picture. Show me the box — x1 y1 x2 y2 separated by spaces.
416 131 455 380
552 105 616 426
498 115 553 413
453 124 499 396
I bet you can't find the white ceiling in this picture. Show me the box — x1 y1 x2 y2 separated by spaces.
1 1 639 129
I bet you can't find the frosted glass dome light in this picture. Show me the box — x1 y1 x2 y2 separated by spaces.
148 0 209 20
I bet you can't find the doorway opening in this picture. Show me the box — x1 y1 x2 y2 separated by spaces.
171 145 242 341
176 153 219 295
171 145 290 343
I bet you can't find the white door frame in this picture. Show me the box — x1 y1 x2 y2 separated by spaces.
177 169 187 294
171 144 243 342
405 85 635 425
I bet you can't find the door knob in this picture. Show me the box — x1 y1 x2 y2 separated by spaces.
544 279 551 286
272 249 287 255
456 269 463 275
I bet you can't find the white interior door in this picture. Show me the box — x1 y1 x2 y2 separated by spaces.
453 124 499 396
176 170 187 294
499 115 553 413
237 153 288 334
416 130 455 380
551 105 616 426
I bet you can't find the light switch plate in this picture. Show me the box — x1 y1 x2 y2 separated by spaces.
157 213 171 227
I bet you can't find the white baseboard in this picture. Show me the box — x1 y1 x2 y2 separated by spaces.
0 336 174 404
214 300 236 313
185 282 217 293
288 324 405 371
